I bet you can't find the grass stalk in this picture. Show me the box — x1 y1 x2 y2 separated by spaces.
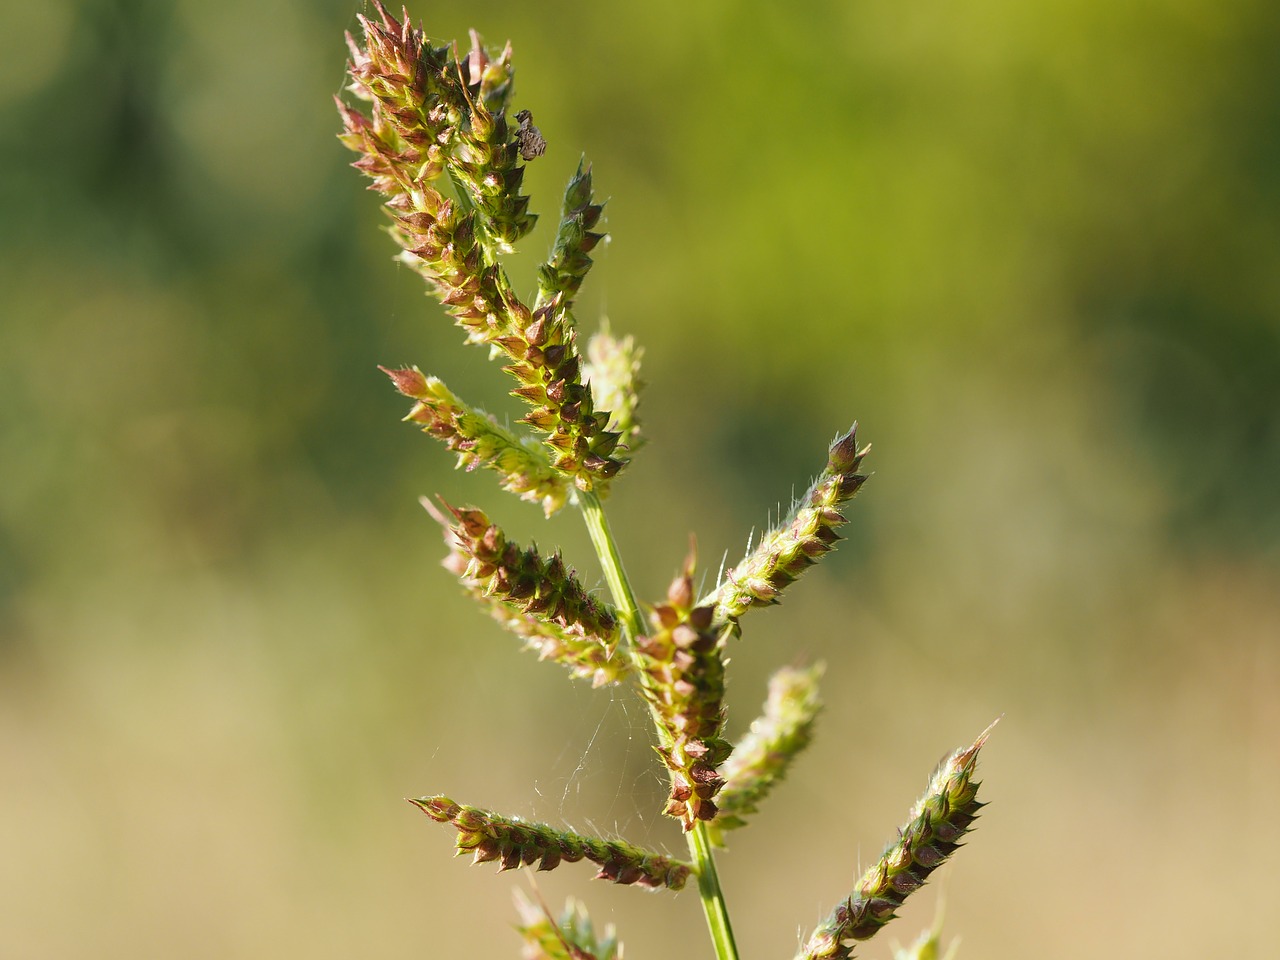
338 9 992 955
577 489 741 960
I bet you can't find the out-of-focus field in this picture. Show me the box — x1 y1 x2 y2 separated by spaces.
2 1 1277 957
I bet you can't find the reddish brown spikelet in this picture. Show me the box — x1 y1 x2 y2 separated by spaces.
410 795 691 891
428 501 624 680
634 553 733 830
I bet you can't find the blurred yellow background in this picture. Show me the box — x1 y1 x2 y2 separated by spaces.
2 0 1277 957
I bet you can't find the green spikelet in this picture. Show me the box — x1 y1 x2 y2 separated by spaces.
795 721 996 960
708 426 867 626
410 796 691 890
537 160 606 311
382 366 569 516
513 891 621 960
583 329 645 467
711 664 823 843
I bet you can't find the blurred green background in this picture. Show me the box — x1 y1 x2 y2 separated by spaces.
2 0 1278 957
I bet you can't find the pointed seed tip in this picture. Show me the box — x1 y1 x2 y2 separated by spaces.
974 715 1003 747
419 496 453 527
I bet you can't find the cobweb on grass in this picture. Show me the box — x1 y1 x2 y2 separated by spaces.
524 556 746 853
529 669 674 853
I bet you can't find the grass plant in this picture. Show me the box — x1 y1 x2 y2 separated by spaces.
336 6 995 957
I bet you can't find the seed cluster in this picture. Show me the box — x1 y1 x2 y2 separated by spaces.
712 664 824 840
434 502 620 657
411 796 691 891
383 365 569 515
796 724 994 960
709 426 868 625
338 1 627 490
635 560 733 830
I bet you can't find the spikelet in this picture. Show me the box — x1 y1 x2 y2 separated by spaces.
711 664 823 842
383 366 568 516
428 501 624 682
536 160 606 312
708 426 868 627
513 891 621 960
411 796 690 891
795 722 996 960
635 554 732 830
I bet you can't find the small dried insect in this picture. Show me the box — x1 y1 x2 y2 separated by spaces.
515 109 547 161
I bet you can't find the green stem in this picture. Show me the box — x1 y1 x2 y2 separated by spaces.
688 818 738 960
575 489 741 960
576 489 642 637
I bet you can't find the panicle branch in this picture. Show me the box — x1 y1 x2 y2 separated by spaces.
410 796 691 891
428 501 625 682
711 664 823 842
383 366 569 515
635 555 733 830
708 426 868 626
338 2 628 491
583 329 645 464
795 722 996 960
447 44 537 251
536 160 606 312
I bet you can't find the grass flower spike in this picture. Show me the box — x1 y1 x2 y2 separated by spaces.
536 160 605 312
635 555 733 830
384 365 570 515
796 722 996 960
708 426 868 627
336 9 997 960
427 499 628 686
711 663 824 841
410 796 691 890
432 501 621 647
